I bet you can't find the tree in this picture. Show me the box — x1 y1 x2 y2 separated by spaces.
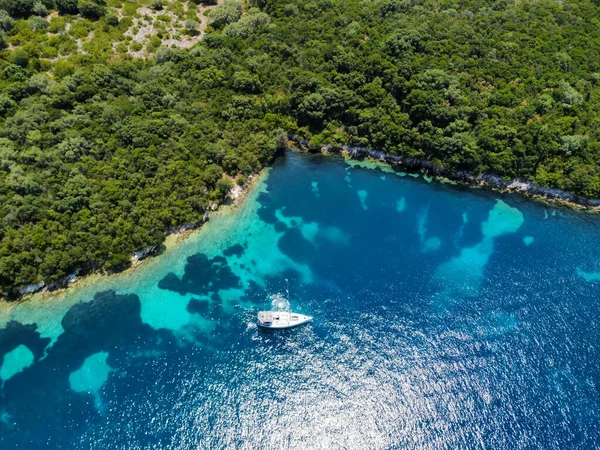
32 1 47 16
28 16 49 30
104 13 118 26
56 0 78 14
2 0 35 18
209 0 242 28
78 0 105 19
216 177 234 199
297 93 327 124
0 10 14 30
184 19 200 36
150 0 164 10
232 71 261 93
12 49 29 68
3 0 600 297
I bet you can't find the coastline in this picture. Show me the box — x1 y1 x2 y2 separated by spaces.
4 170 268 305
5 142 599 304
311 144 600 212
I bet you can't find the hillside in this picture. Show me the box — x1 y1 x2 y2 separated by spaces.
1 0 600 295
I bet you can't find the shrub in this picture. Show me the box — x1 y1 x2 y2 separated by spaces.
236 174 247 186
146 35 161 52
104 14 118 26
40 45 59 58
53 60 75 76
48 16 67 32
4 64 26 81
223 10 270 38
155 46 173 62
151 0 164 10
184 19 200 35
13 49 30 68
29 16 50 30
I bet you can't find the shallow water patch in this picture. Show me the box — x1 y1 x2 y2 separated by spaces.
422 237 442 252
576 268 600 282
275 209 320 244
417 207 442 253
476 312 518 337
396 198 406 213
345 158 396 174
0 344 34 385
523 236 534 246
311 181 320 197
275 209 350 248
432 200 524 309
357 190 368 210
69 351 113 411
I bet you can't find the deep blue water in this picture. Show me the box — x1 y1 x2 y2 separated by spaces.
1 151 600 449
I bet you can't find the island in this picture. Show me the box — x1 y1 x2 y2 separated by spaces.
1 0 600 298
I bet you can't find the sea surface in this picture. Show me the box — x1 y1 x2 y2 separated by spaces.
1 151 600 449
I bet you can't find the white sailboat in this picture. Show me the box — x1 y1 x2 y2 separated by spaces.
257 294 312 329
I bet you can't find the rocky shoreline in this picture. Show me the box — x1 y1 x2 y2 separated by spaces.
9 145 600 301
315 144 600 211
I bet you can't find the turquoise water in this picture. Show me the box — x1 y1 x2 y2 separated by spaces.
1 151 600 448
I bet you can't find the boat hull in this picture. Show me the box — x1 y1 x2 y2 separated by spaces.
257 312 312 329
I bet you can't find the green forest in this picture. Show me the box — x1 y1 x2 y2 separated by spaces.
1 0 600 296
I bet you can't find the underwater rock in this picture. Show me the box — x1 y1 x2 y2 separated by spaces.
431 199 524 308
187 298 211 316
158 253 241 296
223 244 245 258
0 321 50 364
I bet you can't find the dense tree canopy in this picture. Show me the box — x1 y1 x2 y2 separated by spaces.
1 0 600 295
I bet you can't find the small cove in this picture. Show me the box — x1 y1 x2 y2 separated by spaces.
0 151 599 448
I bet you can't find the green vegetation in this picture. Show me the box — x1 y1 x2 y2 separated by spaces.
1 0 600 295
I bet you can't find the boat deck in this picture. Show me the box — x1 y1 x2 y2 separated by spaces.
258 311 312 329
